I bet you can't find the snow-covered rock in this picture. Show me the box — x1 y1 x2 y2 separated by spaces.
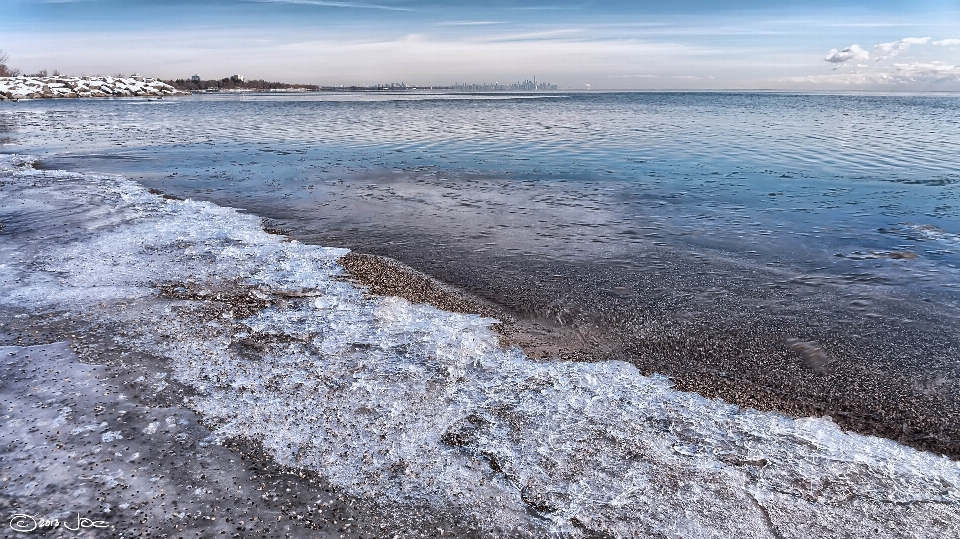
0 75 187 100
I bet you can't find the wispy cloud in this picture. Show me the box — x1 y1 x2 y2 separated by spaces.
251 0 414 11
873 37 930 61
434 21 508 27
824 44 869 64
823 22 933 28
933 38 960 46
511 5 578 10
479 28 583 44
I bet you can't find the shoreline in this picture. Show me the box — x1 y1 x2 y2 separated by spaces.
331 244 960 460
7 144 958 459
257 187 958 460
338 252 632 363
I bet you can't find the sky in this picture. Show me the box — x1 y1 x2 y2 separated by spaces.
2 0 960 90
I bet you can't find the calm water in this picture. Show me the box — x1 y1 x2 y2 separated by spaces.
4 91 960 296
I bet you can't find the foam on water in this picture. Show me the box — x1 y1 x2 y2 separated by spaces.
909 224 960 248
1 155 958 537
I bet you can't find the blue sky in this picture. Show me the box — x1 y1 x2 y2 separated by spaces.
3 0 960 89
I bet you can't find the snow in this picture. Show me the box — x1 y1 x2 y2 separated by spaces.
0 75 185 100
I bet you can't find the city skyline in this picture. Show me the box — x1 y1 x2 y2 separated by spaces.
3 0 960 90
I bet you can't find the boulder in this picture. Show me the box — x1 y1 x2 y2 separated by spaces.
0 75 186 99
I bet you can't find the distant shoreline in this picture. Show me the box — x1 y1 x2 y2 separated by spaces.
7 77 957 100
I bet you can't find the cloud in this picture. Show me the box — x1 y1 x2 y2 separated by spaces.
813 36 958 88
434 21 507 27
824 44 868 64
479 28 583 43
933 39 960 46
785 61 960 87
873 37 930 61
512 5 577 10
251 0 414 11
891 61 960 81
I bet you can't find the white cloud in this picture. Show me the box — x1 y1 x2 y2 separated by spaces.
891 61 960 81
824 44 869 64
873 42 904 60
933 39 960 46
873 37 930 61
785 61 960 87
811 36 958 89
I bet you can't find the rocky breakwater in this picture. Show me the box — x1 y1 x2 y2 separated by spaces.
0 75 187 100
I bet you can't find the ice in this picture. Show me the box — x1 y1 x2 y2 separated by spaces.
1 154 958 537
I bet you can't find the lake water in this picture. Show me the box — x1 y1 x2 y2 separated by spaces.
6 91 960 290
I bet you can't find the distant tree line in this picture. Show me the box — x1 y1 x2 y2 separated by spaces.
165 77 320 92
